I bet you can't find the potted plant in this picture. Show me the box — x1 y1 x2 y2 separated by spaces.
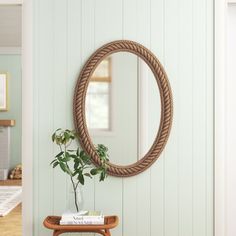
50 128 109 212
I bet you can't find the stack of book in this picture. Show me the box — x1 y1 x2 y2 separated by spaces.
60 211 104 225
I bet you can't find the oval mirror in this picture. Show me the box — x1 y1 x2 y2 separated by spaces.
85 52 161 166
73 40 173 177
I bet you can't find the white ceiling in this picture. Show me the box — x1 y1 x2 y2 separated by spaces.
0 5 21 47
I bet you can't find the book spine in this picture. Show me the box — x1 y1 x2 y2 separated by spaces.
61 216 104 221
60 219 104 225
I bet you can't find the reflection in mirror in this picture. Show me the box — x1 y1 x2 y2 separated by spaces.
85 52 161 166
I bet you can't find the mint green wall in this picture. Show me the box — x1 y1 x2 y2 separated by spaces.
0 55 21 170
32 0 213 236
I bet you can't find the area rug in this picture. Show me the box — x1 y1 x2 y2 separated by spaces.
0 186 22 217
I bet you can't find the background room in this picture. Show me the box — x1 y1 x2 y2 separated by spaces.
0 4 22 236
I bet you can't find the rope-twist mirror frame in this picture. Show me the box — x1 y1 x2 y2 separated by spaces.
73 40 173 177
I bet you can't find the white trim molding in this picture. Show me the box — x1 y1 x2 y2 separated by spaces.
0 0 22 5
215 0 227 236
215 1 236 236
22 0 33 235
225 5 236 236
0 47 21 55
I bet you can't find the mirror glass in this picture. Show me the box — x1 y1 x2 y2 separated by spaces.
85 52 161 166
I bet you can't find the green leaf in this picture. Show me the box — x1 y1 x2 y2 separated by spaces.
65 166 73 176
84 173 92 178
70 155 77 159
74 161 80 170
78 173 84 185
63 163 73 176
52 133 56 142
59 162 67 172
80 150 86 156
58 156 63 162
61 152 71 162
76 147 80 156
67 150 75 153
99 170 105 181
90 168 98 175
58 162 72 175
50 159 57 165
64 132 70 143
55 136 62 145
52 162 59 168
56 151 64 158
61 156 71 162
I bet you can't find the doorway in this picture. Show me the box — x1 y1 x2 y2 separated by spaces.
0 3 22 236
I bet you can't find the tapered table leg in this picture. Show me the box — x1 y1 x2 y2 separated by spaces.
53 230 63 236
105 229 111 236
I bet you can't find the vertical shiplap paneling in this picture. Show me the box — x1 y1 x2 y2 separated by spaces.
33 0 214 235
122 2 138 236
52 0 68 216
206 1 214 236
94 0 122 46
94 177 123 236
33 0 40 233
178 0 193 235
66 1 83 235
81 0 96 63
164 0 179 235
123 0 137 40
80 0 96 209
37 0 54 235
122 1 138 236
122 176 137 236
135 1 151 236
192 0 207 235
94 1 123 236
80 3 96 235
150 0 165 235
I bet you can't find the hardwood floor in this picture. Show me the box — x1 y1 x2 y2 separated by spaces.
0 179 22 186
0 179 22 236
0 204 22 236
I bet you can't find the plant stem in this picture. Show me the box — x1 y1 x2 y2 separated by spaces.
70 176 79 212
63 143 79 212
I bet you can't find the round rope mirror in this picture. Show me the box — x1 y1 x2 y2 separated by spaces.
73 40 173 177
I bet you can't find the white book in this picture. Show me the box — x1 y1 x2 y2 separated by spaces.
61 215 104 220
61 211 103 221
60 219 104 225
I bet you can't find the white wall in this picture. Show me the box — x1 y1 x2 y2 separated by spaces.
32 1 214 236
226 4 236 236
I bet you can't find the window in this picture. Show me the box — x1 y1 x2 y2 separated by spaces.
86 57 111 130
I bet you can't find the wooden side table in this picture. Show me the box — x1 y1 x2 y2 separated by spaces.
43 215 119 236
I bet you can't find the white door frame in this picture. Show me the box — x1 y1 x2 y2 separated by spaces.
214 1 226 235
215 0 236 236
22 0 33 235
0 0 33 235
